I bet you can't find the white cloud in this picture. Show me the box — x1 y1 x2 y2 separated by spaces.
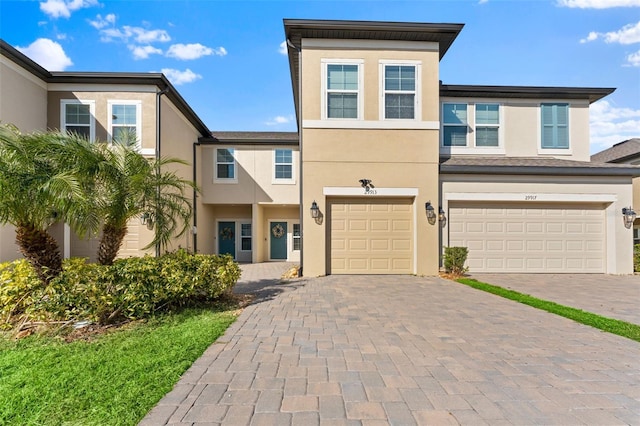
559 0 640 7
40 0 100 19
129 44 162 60
590 100 640 152
166 43 226 60
88 13 115 30
161 68 202 85
581 21 640 45
99 25 170 44
265 115 294 126
279 41 287 55
627 49 640 66
17 38 73 70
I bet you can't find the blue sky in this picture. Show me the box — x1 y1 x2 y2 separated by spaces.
1 0 639 153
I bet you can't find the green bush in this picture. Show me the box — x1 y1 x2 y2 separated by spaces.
635 244 640 273
443 246 469 277
0 250 241 326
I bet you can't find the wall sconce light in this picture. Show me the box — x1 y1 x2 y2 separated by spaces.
310 201 320 219
140 212 154 230
425 202 436 225
438 207 447 228
622 207 636 229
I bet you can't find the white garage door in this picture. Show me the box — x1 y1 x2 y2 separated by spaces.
449 203 605 273
329 198 413 274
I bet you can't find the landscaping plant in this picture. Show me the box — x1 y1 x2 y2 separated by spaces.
443 246 469 277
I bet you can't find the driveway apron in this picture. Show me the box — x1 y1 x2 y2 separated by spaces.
141 271 640 425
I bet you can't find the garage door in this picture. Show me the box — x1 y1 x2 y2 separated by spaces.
329 198 413 274
449 203 605 273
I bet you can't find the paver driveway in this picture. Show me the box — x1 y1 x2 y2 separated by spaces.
141 271 640 425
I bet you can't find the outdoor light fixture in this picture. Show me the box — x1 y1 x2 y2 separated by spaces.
359 179 373 189
425 202 436 225
140 212 154 230
622 207 637 229
310 201 320 219
439 207 447 228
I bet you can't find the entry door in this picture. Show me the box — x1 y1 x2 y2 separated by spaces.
270 221 288 260
218 221 236 258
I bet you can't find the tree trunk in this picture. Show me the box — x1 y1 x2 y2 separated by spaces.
15 225 62 285
97 223 127 265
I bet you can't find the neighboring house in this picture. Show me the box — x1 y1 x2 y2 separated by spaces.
2 17 639 274
592 138 640 244
0 39 208 261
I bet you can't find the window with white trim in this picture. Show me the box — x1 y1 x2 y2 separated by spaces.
383 64 417 119
293 223 301 251
61 100 95 141
541 103 569 149
215 148 236 182
442 103 468 146
274 149 293 181
323 61 362 119
475 103 500 147
241 223 252 251
108 100 141 145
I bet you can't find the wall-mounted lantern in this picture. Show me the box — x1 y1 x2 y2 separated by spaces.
425 202 436 225
622 207 636 229
140 212 154 230
438 207 447 228
310 201 320 219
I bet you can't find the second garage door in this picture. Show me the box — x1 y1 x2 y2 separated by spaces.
449 202 606 273
329 198 413 274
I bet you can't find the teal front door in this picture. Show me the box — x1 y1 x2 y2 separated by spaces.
218 221 236 258
270 221 287 260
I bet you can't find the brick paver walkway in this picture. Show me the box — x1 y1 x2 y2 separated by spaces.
141 269 640 425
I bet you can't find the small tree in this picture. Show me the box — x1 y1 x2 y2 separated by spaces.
443 246 469 277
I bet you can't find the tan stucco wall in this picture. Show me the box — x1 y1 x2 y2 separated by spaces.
633 177 640 213
441 174 635 274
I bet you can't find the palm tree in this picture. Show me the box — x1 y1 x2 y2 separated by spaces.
0 125 100 283
94 134 197 265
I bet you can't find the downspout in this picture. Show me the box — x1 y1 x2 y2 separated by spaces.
193 141 200 252
287 38 303 277
156 87 169 257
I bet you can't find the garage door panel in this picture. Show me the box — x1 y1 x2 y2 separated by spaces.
330 198 413 274
449 203 605 273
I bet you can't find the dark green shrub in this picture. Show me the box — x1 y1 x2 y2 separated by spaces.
635 244 640 273
443 246 469 277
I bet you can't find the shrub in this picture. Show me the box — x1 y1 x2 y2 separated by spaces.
635 244 640 273
0 251 242 326
443 246 469 277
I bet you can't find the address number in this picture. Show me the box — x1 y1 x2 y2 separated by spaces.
525 195 537 201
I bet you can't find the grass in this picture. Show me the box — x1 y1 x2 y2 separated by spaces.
0 305 238 426
457 277 640 343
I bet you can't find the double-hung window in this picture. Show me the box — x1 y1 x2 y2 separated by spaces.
215 148 236 182
240 223 252 251
442 103 468 146
383 64 417 119
541 103 569 150
61 100 95 141
475 104 500 147
108 100 141 145
292 224 301 251
323 60 362 119
274 149 293 182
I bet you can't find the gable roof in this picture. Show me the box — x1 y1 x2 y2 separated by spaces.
1 39 211 137
440 156 640 177
591 138 640 164
202 131 299 145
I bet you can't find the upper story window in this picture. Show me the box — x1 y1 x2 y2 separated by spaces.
541 103 569 150
61 100 95 141
322 59 363 120
475 103 500 147
215 148 236 183
274 149 294 183
383 64 417 119
108 101 141 144
442 103 468 146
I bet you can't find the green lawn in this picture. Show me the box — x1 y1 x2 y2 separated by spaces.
0 306 238 426
457 278 640 343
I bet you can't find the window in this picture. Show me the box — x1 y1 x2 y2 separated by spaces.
442 103 468 146
61 100 95 141
383 65 416 119
541 103 569 149
634 227 639 246
241 224 252 251
293 224 301 251
274 149 293 181
475 104 500 147
324 61 362 119
215 148 236 182
109 101 141 144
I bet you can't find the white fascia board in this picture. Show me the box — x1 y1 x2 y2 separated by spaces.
47 83 157 93
302 38 439 52
303 120 439 130
324 187 418 197
444 192 617 203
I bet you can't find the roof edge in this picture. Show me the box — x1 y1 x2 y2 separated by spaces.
1 39 51 80
440 84 615 104
440 164 640 177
